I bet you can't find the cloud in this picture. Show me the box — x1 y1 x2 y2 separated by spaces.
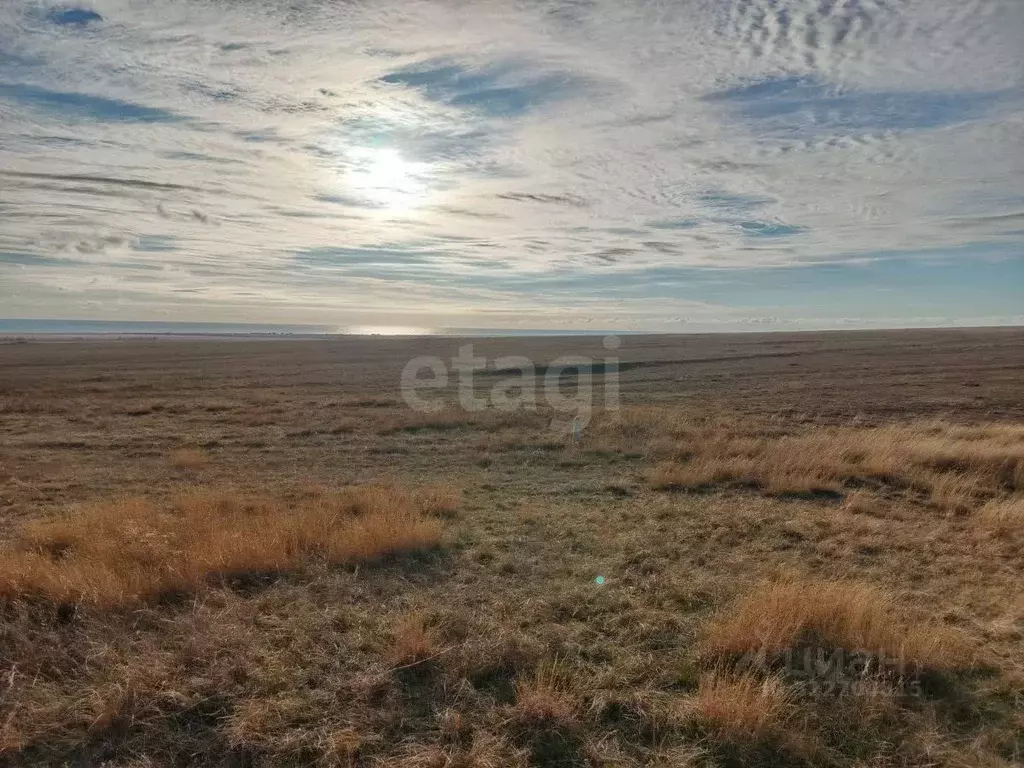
0 170 193 191
0 0 1020 329
294 246 436 268
649 220 700 231
496 192 588 207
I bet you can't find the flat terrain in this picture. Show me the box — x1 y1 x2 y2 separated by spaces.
0 328 1022 766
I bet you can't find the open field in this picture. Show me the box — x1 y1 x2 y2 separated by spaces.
0 328 1022 766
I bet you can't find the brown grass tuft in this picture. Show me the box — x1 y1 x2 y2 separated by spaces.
681 671 794 744
975 497 1024 539
646 457 747 490
510 661 579 729
702 578 973 676
387 734 527 768
928 472 983 515
639 415 1024 507
390 613 436 666
646 457 841 496
841 491 886 517
0 485 444 608
414 484 463 518
169 448 207 471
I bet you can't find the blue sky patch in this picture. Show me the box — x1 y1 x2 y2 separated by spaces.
378 59 593 117
133 236 178 253
649 219 700 230
0 251 75 266
47 7 103 26
705 76 1002 137
0 82 182 123
738 221 806 237
294 246 436 267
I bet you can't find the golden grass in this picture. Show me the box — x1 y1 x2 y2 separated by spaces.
842 490 886 517
2 334 1022 766
928 472 984 515
511 662 579 729
681 671 794 744
630 413 1024 508
646 457 841 496
0 485 445 608
387 734 528 768
975 497 1024 538
169 448 207 471
225 698 363 760
390 613 436 666
702 578 973 675
414 484 463 518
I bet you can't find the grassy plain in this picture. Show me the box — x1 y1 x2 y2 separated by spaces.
0 328 1021 766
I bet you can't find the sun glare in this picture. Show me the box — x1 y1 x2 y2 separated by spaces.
347 147 428 211
341 325 436 336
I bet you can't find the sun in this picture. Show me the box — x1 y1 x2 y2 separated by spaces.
346 147 427 211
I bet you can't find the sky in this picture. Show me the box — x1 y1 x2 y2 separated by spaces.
0 0 1022 333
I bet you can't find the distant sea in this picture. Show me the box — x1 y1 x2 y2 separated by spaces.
0 319 626 337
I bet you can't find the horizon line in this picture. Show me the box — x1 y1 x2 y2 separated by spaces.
1 318 1022 340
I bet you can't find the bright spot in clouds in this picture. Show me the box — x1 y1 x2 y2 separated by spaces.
346 148 430 212
342 325 437 336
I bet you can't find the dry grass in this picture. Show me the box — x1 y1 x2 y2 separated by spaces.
646 456 841 496
842 490 886 517
169 448 207 471
376 407 478 435
386 734 528 768
975 497 1024 539
0 485 445 608
414 484 463 518
390 613 437 666
510 661 579 729
928 471 983 514
1 334 1022 767
681 671 794 744
702 578 974 676
224 698 364 761
375 404 556 437
622 413 1024 507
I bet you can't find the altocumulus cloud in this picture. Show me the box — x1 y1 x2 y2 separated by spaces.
0 0 1021 330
